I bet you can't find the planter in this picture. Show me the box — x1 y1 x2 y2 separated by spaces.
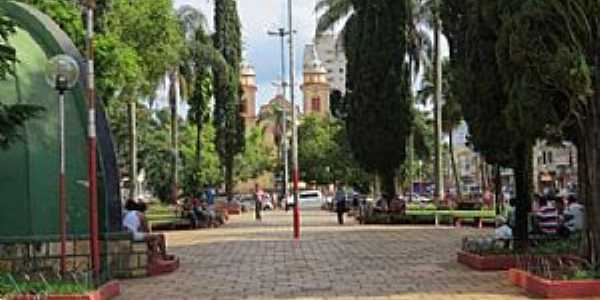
12 280 120 300
509 268 600 298
457 251 517 271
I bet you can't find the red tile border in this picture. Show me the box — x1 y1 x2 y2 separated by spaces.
508 268 600 298
457 251 517 271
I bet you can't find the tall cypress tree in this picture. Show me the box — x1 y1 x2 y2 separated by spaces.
213 0 244 201
345 0 413 201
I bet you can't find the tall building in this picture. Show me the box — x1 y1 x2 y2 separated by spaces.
312 33 347 93
302 44 330 117
240 62 257 129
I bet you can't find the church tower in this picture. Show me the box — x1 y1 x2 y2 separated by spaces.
240 62 257 129
302 45 330 117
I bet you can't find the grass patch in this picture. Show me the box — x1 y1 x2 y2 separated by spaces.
0 273 91 297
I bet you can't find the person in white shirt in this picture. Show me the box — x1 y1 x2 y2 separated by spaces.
123 200 171 261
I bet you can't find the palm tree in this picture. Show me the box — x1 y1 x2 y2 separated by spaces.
418 59 463 198
315 0 354 34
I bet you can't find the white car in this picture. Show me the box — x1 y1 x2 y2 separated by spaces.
286 190 322 206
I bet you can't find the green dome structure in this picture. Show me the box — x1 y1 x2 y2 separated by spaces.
0 2 121 238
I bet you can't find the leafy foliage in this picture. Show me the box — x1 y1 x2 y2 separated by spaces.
234 126 275 182
299 116 369 188
17 0 85 48
213 0 244 201
345 0 414 198
181 123 223 199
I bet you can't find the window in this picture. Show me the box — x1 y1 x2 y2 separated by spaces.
339 68 345 73
311 97 321 112
240 98 247 114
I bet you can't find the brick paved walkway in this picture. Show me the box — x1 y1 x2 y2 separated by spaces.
118 203 533 300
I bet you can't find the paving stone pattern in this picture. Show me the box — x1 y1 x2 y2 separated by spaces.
119 204 539 300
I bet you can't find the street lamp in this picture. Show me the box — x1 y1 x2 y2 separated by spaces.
45 54 80 275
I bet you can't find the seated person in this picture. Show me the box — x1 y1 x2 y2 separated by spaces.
535 196 559 235
562 195 585 234
373 195 389 213
495 215 513 245
123 200 174 261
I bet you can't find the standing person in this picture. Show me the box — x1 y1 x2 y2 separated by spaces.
335 187 347 225
254 184 264 221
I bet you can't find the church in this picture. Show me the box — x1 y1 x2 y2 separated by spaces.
236 44 332 191
240 43 332 130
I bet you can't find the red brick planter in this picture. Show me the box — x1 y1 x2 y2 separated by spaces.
12 280 120 300
457 251 517 271
509 268 600 298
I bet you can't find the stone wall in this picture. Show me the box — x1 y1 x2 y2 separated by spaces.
0 233 148 279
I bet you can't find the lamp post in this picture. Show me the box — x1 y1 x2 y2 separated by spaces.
45 54 80 275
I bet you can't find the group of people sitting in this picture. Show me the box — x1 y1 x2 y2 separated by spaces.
182 197 223 228
495 194 585 241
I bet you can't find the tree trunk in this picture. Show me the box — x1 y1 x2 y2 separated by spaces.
382 169 397 209
495 164 502 215
170 71 179 205
580 90 600 265
225 156 234 202
513 141 533 252
128 100 137 202
448 127 461 200
433 10 444 205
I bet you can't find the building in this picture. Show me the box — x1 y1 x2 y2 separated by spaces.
311 33 347 93
240 62 257 129
533 141 577 194
302 44 331 117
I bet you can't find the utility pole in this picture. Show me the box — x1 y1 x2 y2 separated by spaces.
268 28 290 206
288 0 300 239
433 0 444 204
85 0 100 281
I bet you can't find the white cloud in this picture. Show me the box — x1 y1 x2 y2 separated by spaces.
174 0 317 110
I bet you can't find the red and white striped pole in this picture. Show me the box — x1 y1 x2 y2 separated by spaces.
85 0 100 280
288 0 300 239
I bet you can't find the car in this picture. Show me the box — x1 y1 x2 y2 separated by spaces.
286 190 322 207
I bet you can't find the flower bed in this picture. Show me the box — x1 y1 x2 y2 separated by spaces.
9 280 120 300
457 251 518 271
509 268 600 298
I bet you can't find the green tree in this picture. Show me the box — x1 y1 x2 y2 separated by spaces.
17 0 84 48
299 115 369 188
213 0 244 201
496 0 600 263
440 0 533 249
234 126 275 183
181 122 222 199
101 0 184 201
344 0 414 202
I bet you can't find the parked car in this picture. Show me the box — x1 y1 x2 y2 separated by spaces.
286 190 322 208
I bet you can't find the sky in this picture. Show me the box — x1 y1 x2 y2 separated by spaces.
174 0 318 110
